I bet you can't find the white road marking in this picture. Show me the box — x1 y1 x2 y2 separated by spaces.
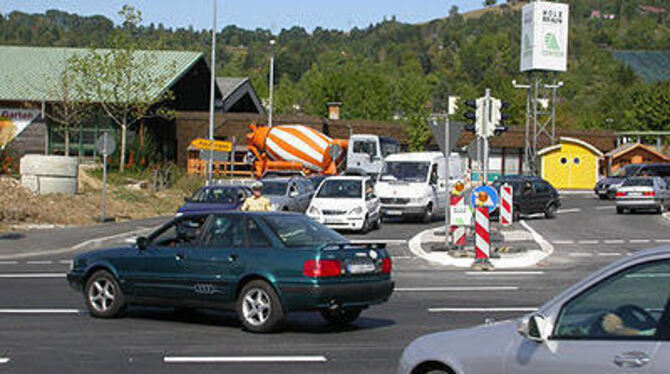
599 253 622 257
569 252 594 257
392 256 412 260
655 239 670 243
465 271 544 276
604 240 625 244
0 357 9 364
59 260 73 265
163 356 328 364
0 261 18 265
557 208 581 214
0 309 82 314
630 239 651 244
0 273 65 278
595 206 614 210
429 307 538 313
552 240 574 244
349 239 407 245
26 261 53 265
578 240 599 244
396 286 518 292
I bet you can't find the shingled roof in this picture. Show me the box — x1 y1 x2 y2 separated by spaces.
0 45 204 103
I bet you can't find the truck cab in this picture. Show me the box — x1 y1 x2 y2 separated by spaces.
346 135 399 178
376 152 461 222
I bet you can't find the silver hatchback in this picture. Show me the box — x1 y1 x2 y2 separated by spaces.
616 177 670 214
398 247 670 374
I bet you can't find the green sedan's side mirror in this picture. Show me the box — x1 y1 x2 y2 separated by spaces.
136 236 149 250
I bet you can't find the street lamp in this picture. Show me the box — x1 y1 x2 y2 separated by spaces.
268 39 276 128
207 0 218 183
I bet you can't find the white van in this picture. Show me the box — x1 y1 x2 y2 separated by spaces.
307 176 381 232
346 135 400 177
376 152 460 222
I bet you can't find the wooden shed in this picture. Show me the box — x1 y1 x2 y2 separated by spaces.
604 143 670 175
539 137 604 190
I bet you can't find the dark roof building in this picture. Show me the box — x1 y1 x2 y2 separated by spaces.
216 77 264 114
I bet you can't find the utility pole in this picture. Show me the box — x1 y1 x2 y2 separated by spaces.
268 39 276 127
482 88 491 184
208 0 217 183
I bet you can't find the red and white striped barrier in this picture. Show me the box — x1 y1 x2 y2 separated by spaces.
450 225 466 246
500 184 513 226
475 207 490 260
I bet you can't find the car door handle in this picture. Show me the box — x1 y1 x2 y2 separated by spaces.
175 253 186 261
614 352 651 368
228 254 238 263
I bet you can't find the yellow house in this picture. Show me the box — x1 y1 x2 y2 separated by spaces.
539 137 603 190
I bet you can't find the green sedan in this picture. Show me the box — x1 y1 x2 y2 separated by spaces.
67 212 394 333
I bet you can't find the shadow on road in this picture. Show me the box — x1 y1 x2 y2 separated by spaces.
0 233 25 240
119 307 395 334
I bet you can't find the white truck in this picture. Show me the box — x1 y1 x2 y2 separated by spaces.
376 152 462 222
346 134 400 178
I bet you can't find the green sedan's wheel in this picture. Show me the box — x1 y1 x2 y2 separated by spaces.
237 280 284 333
84 270 125 318
320 307 362 326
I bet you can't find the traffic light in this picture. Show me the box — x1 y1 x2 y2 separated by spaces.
463 99 478 133
491 99 510 136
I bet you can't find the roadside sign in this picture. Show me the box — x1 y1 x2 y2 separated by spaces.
470 185 499 213
96 133 116 157
450 194 471 226
191 138 232 153
429 119 463 156
199 150 229 162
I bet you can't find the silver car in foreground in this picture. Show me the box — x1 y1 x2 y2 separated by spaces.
398 247 670 374
616 177 670 214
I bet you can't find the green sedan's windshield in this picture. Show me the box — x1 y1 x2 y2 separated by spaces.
263 215 346 248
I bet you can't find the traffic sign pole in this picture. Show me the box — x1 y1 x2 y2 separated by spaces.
444 115 451 248
101 136 107 222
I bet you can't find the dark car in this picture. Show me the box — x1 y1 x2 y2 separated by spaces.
177 186 251 215
492 177 561 220
67 212 394 333
595 163 670 200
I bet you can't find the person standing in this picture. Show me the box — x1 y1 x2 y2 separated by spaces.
241 181 273 212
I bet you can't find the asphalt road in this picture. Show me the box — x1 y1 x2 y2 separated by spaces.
0 194 668 373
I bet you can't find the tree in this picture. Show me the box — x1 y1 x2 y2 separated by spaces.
449 6 460 19
70 5 175 171
395 66 432 151
26 58 91 157
484 0 498 8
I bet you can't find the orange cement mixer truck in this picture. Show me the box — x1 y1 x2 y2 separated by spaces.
246 124 349 178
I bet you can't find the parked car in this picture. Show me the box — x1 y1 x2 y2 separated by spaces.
491 177 561 220
616 177 670 214
67 212 394 333
397 246 670 374
260 176 314 212
376 152 460 222
595 163 670 200
308 174 327 190
177 185 251 215
307 176 381 233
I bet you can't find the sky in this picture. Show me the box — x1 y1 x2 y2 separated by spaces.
0 0 483 32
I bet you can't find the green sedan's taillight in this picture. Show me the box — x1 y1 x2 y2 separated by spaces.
303 259 341 277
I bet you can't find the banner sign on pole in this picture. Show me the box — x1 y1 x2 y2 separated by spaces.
520 1 570 72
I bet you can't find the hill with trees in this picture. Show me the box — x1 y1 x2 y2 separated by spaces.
1 0 668 148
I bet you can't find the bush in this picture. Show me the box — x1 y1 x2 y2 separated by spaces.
0 147 18 176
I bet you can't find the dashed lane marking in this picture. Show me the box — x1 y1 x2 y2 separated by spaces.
578 240 599 244
552 240 574 244
163 356 328 364
59 260 73 265
569 253 594 257
429 307 538 313
0 358 9 364
26 261 53 265
464 271 544 276
630 239 651 244
599 253 622 257
553 239 670 245
392 256 412 260
0 309 83 314
656 239 670 243
0 273 65 278
595 206 614 210
604 240 625 244
396 286 519 292
556 208 581 214
0 261 18 265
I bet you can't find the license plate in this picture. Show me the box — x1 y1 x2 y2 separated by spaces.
385 210 402 216
347 261 376 274
628 192 642 197
325 219 344 224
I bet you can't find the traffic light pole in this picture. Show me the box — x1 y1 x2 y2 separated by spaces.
482 88 491 185
444 115 451 248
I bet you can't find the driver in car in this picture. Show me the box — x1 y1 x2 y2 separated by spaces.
601 309 657 337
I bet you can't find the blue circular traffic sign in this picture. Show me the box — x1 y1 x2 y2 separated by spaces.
470 185 500 213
